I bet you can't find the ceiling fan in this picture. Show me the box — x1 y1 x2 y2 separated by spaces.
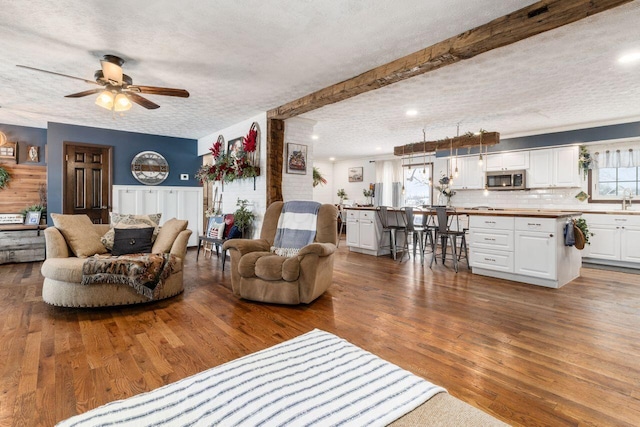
16 54 189 111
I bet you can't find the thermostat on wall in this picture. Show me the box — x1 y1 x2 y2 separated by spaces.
180 174 189 180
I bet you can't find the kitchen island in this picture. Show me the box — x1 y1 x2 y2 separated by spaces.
344 207 583 288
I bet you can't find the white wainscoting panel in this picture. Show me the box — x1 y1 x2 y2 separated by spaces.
112 185 203 247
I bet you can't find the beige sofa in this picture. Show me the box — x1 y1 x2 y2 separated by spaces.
41 223 191 307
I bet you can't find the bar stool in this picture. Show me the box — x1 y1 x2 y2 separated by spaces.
336 205 346 247
377 206 407 260
429 206 468 273
404 207 427 265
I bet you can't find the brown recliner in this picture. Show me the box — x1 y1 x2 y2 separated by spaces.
223 202 338 304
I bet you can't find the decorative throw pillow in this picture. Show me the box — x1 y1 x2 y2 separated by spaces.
152 218 189 253
101 213 162 250
207 221 225 239
51 213 108 257
111 227 154 256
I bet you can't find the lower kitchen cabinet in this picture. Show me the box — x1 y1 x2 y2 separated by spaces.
470 215 581 288
582 214 640 267
345 209 390 256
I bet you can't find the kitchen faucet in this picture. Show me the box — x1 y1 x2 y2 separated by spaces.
622 188 633 210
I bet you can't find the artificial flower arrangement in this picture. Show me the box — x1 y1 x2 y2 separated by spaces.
196 123 260 183
578 145 592 180
435 174 456 204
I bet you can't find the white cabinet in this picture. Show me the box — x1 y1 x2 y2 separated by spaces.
583 214 640 266
528 146 580 188
346 209 388 256
470 215 581 288
469 216 515 273
451 156 484 190
514 218 557 280
485 151 529 171
112 185 203 247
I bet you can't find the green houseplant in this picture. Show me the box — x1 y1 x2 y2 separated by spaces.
337 189 347 204
233 198 255 234
312 167 327 187
0 166 10 190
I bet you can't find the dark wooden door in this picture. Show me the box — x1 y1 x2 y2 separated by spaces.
63 143 112 224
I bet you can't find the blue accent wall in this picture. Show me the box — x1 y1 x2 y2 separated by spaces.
0 124 47 165
46 122 200 221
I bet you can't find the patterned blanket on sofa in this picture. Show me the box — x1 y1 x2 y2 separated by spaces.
81 253 177 300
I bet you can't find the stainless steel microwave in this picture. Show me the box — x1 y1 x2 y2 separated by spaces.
485 170 526 190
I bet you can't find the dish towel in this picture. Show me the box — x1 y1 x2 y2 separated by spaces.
564 221 575 246
272 201 321 257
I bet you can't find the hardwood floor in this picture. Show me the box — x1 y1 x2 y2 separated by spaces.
1 245 639 426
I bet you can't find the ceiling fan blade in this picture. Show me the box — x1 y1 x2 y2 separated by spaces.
128 93 160 109
129 85 190 98
16 65 101 85
65 88 103 98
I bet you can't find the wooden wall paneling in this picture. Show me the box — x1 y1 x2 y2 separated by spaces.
266 118 284 206
0 163 46 213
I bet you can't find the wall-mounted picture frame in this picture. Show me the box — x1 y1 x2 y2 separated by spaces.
27 145 39 162
348 167 363 182
286 143 307 174
227 137 244 161
0 141 17 161
25 211 41 225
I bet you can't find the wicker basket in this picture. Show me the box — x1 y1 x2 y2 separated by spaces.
574 224 586 250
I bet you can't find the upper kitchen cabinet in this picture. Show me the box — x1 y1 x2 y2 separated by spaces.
485 151 529 171
450 156 484 190
528 146 580 188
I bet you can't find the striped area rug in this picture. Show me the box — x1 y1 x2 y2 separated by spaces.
58 329 446 427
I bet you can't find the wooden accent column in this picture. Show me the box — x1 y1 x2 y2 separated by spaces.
266 118 285 206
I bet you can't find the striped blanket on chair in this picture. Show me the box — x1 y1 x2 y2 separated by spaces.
271 201 321 257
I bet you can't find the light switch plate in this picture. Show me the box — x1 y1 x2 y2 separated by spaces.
180 174 189 180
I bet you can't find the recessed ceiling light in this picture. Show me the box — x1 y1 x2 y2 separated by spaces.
618 52 640 64
406 109 418 117
311 134 319 140
329 157 336 161
375 147 382 151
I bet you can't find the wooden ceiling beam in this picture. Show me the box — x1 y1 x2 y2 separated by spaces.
394 132 500 156
267 0 631 120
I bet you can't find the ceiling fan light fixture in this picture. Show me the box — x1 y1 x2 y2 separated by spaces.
95 90 114 110
114 93 132 112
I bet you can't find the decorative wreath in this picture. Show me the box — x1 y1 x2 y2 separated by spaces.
196 123 260 183
0 166 10 190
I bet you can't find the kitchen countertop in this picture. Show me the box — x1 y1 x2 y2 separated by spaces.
344 206 581 219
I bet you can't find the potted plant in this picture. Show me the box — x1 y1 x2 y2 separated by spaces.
20 204 47 224
337 189 347 205
313 167 327 187
0 166 10 190
233 198 255 236
362 188 373 206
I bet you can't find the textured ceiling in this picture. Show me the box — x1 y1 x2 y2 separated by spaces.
0 1 638 161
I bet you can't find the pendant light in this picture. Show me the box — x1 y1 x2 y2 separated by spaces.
449 137 453 182
454 124 460 178
422 129 427 174
401 145 406 195
478 131 484 166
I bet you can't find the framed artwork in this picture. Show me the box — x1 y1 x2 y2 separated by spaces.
348 167 363 182
286 143 307 174
0 141 17 161
25 211 41 225
227 137 244 161
27 145 39 162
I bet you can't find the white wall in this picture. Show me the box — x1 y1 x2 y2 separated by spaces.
312 160 333 204
331 159 376 205
197 112 267 238
283 117 315 201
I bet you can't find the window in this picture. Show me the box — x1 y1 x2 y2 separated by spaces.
593 167 638 199
403 164 432 207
